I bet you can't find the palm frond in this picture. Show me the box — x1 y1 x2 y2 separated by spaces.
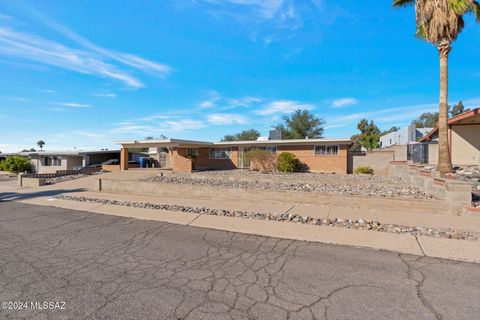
447 0 470 15
393 0 415 8
474 1 480 22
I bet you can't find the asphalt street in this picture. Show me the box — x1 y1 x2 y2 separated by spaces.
0 201 479 320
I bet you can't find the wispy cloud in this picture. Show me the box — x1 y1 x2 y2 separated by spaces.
331 97 358 109
36 89 56 94
189 0 325 42
207 113 249 125
3 96 30 102
111 118 207 135
0 10 172 89
199 91 221 109
58 102 91 108
325 103 439 130
93 92 117 98
199 91 261 110
255 100 313 115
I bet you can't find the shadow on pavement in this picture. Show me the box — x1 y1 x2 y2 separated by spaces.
0 188 86 202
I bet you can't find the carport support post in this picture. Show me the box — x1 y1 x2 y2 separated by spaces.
120 147 129 171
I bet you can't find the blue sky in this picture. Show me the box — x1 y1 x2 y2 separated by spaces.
0 0 479 152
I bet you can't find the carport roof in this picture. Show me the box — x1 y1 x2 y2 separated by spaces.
115 139 213 148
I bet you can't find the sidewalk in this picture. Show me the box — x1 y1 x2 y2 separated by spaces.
14 187 480 264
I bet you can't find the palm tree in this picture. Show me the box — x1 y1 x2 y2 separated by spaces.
393 0 479 173
37 140 45 150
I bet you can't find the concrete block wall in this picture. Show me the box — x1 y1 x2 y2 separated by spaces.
97 178 449 214
388 163 472 215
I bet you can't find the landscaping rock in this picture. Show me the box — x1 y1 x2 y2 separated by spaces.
140 175 432 200
56 195 479 241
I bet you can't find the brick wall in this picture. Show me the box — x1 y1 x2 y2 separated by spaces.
277 144 348 173
172 148 193 173
193 147 238 170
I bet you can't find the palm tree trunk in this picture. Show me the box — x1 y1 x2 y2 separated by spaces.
437 43 453 174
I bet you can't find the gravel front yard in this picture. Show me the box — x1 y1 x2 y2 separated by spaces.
141 173 433 200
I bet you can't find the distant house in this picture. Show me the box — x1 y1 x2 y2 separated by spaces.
118 137 353 174
380 123 432 148
17 150 122 173
421 108 480 166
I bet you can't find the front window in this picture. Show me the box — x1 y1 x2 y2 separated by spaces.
314 145 339 155
43 156 62 166
187 148 199 157
258 146 277 153
210 148 232 159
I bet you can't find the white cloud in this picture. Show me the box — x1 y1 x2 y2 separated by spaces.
199 91 221 109
58 102 91 108
111 118 206 135
255 100 313 115
331 97 358 108
138 114 174 121
0 11 172 89
207 113 249 125
4 96 30 102
93 92 117 98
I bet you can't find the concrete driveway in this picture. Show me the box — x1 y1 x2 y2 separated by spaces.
0 201 479 320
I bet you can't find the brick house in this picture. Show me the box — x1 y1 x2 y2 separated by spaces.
116 138 352 173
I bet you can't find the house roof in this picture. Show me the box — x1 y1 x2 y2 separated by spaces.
15 150 121 157
115 139 214 148
116 138 352 148
421 107 480 142
214 138 352 146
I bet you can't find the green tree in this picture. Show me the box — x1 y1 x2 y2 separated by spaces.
393 0 480 173
0 156 31 173
414 112 439 128
37 140 45 150
274 109 325 139
222 129 261 142
351 119 381 151
382 126 401 135
450 100 469 117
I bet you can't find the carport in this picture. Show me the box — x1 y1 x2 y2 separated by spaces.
116 139 213 171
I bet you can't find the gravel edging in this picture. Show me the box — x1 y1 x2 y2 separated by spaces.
55 195 478 241
45 172 103 185
140 176 432 200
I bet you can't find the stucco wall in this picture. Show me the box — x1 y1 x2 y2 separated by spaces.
30 155 83 173
452 124 480 165
348 151 394 175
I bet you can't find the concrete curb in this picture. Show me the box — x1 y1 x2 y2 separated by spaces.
18 196 480 264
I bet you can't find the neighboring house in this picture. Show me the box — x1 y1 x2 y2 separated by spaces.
380 123 432 148
117 137 353 173
17 150 122 173
421 108 480 166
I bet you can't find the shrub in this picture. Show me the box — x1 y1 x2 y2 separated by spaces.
244 149 276 173
0 156 31 173
354 166 374 175
277 152 300 173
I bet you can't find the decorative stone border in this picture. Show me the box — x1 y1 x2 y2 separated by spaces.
55 195 479 241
